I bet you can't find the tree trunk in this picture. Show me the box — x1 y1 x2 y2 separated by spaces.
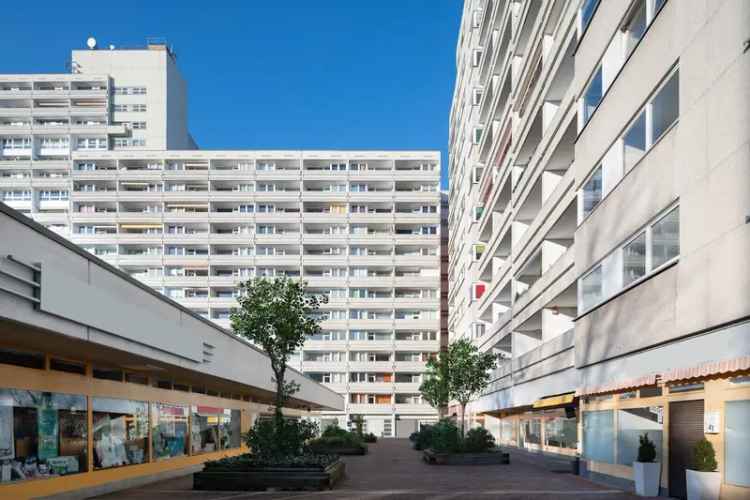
460 402 466 437
274 369 285 431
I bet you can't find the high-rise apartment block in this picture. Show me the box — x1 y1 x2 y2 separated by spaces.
0 42 443 437
450 0 749 497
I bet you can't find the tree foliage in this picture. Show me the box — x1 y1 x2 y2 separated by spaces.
231 277 326 433
419 338 496 435
419 351 451 412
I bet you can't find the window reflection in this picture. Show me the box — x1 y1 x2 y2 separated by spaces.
93 398 148 469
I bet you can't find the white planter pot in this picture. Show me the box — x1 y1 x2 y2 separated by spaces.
686 469 721 500
633 461 661 497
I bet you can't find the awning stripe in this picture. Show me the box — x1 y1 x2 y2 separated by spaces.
662 356 750 383
576 374 657 397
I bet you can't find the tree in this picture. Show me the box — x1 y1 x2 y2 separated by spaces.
231 277 326 432
419 350 450 416
447 338 496 437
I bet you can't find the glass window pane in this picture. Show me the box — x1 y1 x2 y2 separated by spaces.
623 232 647 286
726 400 750 486
520 419 541 446
583 68 603 124
152 404 188 460
583 410 614 463
580 0 600 33
580 265 603 311
544 416 578 449
651 207 679 268
616 407 663 465
93 398 148 469
191 406 239 453
623 111 646 172
623 0 647 55
0 389 87 483
582 167 603 218
651 70 679 143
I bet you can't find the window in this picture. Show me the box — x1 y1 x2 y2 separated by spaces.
544 416 577 449
580 265 602 311
651 70 679 143
472 127 483 145
191 407 241 454
520 419 542 446
471 88 483 106
151 404 188 460
623 111 646 172
0 389 88 483
580 167 602 219
93 398 148 469
583 410 614 463
622 0 647 55
582 67 603 124
616 407 663 466
471 49 482 67
725 400 750 487
622 232 646 286
579 204 679 314
650 207 679 268
579 0 600 34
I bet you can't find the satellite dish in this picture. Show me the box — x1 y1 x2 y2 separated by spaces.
86 37 97 49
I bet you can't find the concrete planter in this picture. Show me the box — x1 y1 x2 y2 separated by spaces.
633 461 661 497
193 460 345 491
309 445 367 455
686 469 721 500
423 449 510 465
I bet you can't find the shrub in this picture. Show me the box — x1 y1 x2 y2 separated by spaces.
362 432 378 443
412 425 435 450
430 419 461 453
244 418 318 459
308 433 366 453
691 438 717 472
637 433 657 463
321 424 350 439
463 427 495 453
205 453 338 470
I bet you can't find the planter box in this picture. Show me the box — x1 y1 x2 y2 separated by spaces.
686 469 721 500
423 449 510 465
309 446 367 455
193 460 345 491
633 461 661 497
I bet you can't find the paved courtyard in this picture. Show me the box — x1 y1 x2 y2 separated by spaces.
95 440 651 500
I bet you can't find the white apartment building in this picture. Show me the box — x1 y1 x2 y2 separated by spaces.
0 41 443 437
450 0 749 498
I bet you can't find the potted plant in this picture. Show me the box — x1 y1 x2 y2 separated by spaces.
686 438 720 500
633 433 660 496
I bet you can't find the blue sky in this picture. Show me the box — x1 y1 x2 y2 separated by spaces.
2 1 461 188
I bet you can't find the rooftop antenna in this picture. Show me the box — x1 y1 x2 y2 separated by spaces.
86 37 97 50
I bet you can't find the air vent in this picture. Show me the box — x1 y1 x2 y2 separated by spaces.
202 342 215 363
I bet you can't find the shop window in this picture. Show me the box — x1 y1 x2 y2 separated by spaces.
520 419 541 446
92 398 148 469
725 400 750 487
0 389 87 483
544 416 577 449
0 348 44 370
619 391 638 400
50 358 86 375
151 404 189 460
191 406 241 453
93 367 123 382
639 385 662 398
583 410 614 463
499 419 515 445
125 373 148 385
616 406 663 465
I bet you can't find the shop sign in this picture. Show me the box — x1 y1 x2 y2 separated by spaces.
704 410 720 434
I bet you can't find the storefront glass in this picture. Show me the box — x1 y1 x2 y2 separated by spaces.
520 419 541 446
499 419 515 445
544 416 577 449
92 398 149 469
191 406 240 453
583 410 614 463
0 389 87 483
151 403 188 460
616 406 663 465
725 399 750 487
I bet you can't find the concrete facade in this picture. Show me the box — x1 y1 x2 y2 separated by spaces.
450 0 750 498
